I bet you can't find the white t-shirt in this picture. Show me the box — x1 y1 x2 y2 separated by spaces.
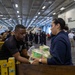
68 33 74 39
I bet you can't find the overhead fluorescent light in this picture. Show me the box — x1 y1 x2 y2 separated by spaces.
49 1 52 4
9 18 12 21
60 7 65 11
53 13 56 15
38 12 40 15
18 15 20 17
15 4 18 8
17 11 19 13
2 18 6 19
35 16 37 18
47 17 49 19
42 6 46 9
0 15 3 16
33 18 35 21
18 18 22 20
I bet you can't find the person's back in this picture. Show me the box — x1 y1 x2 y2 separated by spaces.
29 32 33 41
0 35 15 60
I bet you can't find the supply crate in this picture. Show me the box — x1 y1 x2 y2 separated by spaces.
0 57 16 75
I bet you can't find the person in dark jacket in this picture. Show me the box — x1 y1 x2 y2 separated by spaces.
29 31 33 46
42 31 46 45
35 33 38 44
25 32 29 50
39 32 43 45
32 18 73 65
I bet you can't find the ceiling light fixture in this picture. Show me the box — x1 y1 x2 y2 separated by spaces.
53 13 56 15
35 16 38 18
0 15 3 16
9 18 12 21
60 7 65 11
18 18 22 20
38 12 40 15
42 6 46 9
47 17 49 19
2 18 6 19
18 15 20 17
15 4 18 8
17 11 19 13
49 1 52 4
33 18 35 21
